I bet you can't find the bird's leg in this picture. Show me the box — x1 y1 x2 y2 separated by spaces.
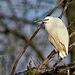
58 51 59 65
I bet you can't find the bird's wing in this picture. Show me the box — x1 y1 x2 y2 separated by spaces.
57 23 69 55
48 32 68 58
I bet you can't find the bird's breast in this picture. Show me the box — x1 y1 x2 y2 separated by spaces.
45 22 57 34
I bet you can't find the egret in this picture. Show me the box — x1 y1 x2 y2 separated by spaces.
35 16 69 64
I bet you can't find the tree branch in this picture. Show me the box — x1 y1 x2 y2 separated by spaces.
59 0 72 19
67 19 75 29
69 31 75 38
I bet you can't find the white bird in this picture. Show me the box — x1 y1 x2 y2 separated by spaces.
35 16 69 59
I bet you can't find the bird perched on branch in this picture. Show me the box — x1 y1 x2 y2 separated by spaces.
35 16 69 63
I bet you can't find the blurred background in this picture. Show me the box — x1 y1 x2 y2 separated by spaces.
0 0 75 75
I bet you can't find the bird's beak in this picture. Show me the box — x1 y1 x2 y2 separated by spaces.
34 19 49 22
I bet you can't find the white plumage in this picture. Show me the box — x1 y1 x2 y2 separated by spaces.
44 16 69 58
35 16 69 58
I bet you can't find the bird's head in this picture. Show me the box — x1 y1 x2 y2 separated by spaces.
34 16 54 23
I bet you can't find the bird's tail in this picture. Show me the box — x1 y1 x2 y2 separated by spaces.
59 50 68 58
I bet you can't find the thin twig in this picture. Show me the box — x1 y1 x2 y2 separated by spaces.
47 0 65 16
31 57 38 68
67 18 75 32
67 67 70 75
59 0 71 19
69 27 74 32
38 50 56 69
69 31 75 38
29 60 32 69
69 42 75 48
11 0 64 75
67 19 75 29
37 60 41 66
48 55 55 64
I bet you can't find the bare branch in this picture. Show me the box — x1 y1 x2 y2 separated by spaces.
59 0 71 19
69 31 75 38
38 50 56 69
29 60 32 69
69 42 75 48
67 19 75 29
47 0 65 16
